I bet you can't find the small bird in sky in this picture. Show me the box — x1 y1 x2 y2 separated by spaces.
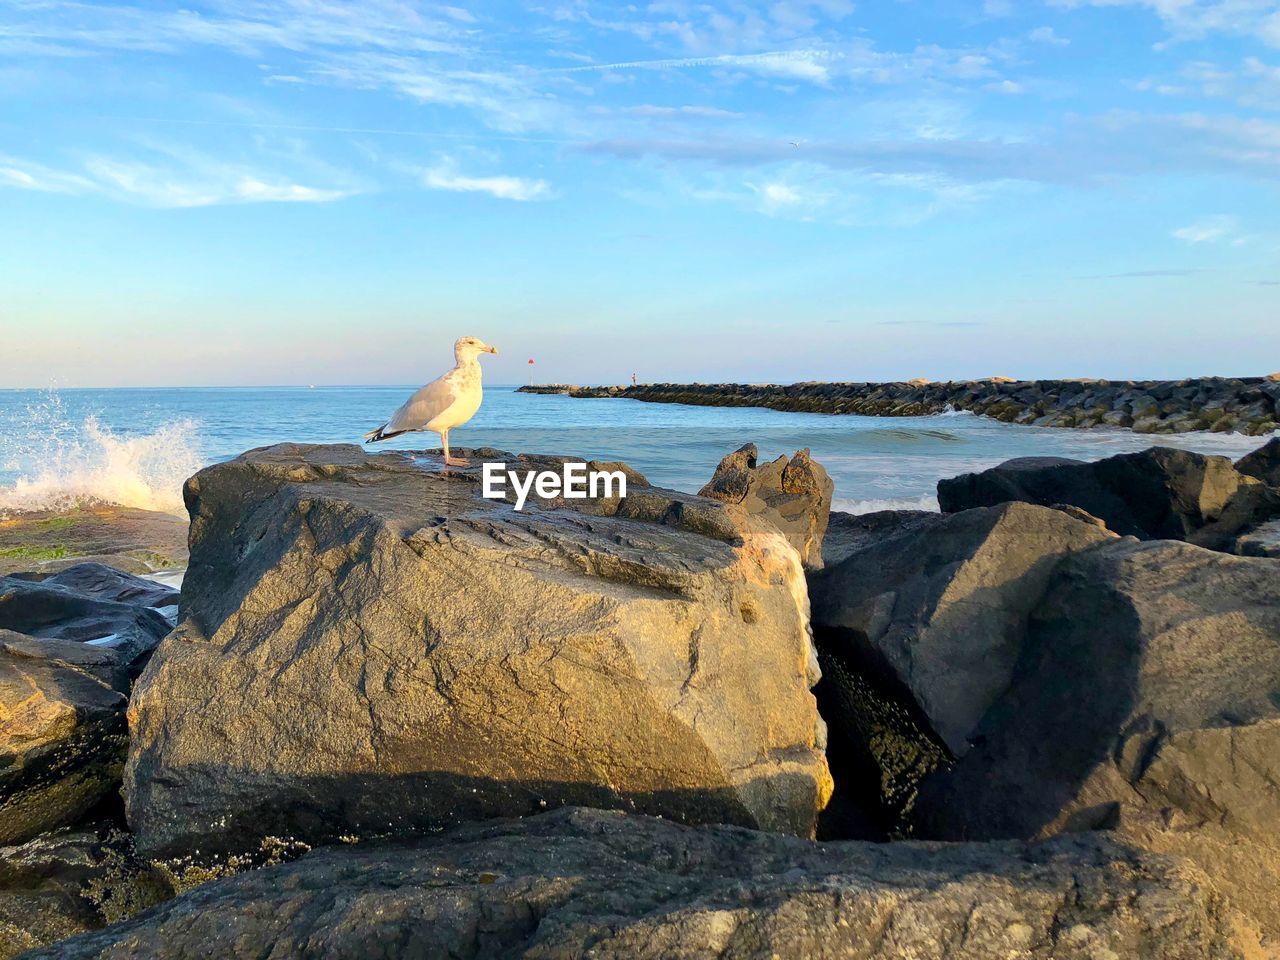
363 336 498 467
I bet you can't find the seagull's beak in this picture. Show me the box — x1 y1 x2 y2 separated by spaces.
487 345 499 355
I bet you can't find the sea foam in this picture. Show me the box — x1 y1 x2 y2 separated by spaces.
0 392 199 516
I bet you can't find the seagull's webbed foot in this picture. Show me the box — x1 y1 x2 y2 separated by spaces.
444 455 470 468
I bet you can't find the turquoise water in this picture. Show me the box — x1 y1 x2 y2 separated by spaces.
0 385 1272 516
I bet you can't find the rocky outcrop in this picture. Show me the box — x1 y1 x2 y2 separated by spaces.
0 632 129 845
913 538 1280 944
0 568 176 674
936 447 1280 550
28 806 1243 960
698 444 833 569
518 376 1280 435
125 444 831 858
0 823 170 959
1235 518 1280 558
810 503 1112 758
0 507 188 579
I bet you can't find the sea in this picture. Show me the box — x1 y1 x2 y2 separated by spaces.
0 385 1273 517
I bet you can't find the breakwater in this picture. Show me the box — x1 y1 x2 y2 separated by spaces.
518 376 1280 435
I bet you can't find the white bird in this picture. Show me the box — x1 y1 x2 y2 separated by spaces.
363 336 498 467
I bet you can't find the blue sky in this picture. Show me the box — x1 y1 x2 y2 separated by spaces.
1 0 1277 387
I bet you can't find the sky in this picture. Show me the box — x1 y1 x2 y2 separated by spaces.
1 0 1278 387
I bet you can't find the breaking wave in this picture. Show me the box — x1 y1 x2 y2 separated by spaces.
832 492 940 515
0 392 199 516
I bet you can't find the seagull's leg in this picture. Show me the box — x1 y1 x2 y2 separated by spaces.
442 429 468 468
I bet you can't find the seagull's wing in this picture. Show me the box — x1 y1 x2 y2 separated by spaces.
386 375 459 433
364 374 458 442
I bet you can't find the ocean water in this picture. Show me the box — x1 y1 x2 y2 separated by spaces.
0 385 1273 517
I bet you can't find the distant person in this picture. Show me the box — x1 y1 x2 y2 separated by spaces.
363 336 498 468
632 373 637 386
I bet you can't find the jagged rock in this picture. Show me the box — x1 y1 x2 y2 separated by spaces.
699 444 834 569
0 631 129 845
913 538 1280 944
0 823 171 960
936 447 1279 549
820 509 942 568
26 806 1244 960
809 503 1112 759
1237 437 1280 487
125 444 831 858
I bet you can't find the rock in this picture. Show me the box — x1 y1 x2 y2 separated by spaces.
0 631 129 845
18 563 179 611
1236 437 1280 487
0 507 188 579
820 509 942 568
809 503 1112 759
1048 503 1117 533
126 444 831 858
26 806 1244 960
1235 518 1280 558
0 575 173 673
698 444 834 569
0 823 171 960
937 447 1276 548
913 538 1280 943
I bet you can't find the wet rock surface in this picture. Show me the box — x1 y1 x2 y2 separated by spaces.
125 444 831 858
0 632 129 846
25 807 1242 960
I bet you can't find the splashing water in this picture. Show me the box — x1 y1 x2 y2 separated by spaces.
0 391 201 516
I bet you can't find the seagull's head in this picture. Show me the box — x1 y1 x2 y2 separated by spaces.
455 336 498 362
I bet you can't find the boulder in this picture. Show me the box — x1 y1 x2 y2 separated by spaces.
26 806 1243 960
936 446 1278 548
22 563 179 611
698 444 834 569
1235 518 1280 558
0 631 129 845
0 575 173 673
0 823 171 960
820 509 942 568
913 539 1280 943
809 503 1112 758
126 444 831 858
1236 437 1280 488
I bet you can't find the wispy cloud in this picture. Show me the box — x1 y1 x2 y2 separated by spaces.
1172 214 1242 243
423 164 550 201
1083 269 1205 279
553 50 837 83
1049 0 1280 48
0 147 355 207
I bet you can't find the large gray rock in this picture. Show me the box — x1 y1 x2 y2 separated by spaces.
1235 518 1280 558
26 806 1244 960
125 444 831 858
0 823 170 960
936 446 1279 549
820 509 942 568
1236 436 1280 487
0 631 129 845
809 502 1112 758
699 444 834 569
913 538 1280 945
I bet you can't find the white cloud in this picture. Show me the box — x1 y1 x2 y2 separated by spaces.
423 166 550 201
1172 214 1242 243
1049 0 1280 48
1029 26 1071 46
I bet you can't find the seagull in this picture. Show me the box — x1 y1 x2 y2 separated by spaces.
363 336 498 467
